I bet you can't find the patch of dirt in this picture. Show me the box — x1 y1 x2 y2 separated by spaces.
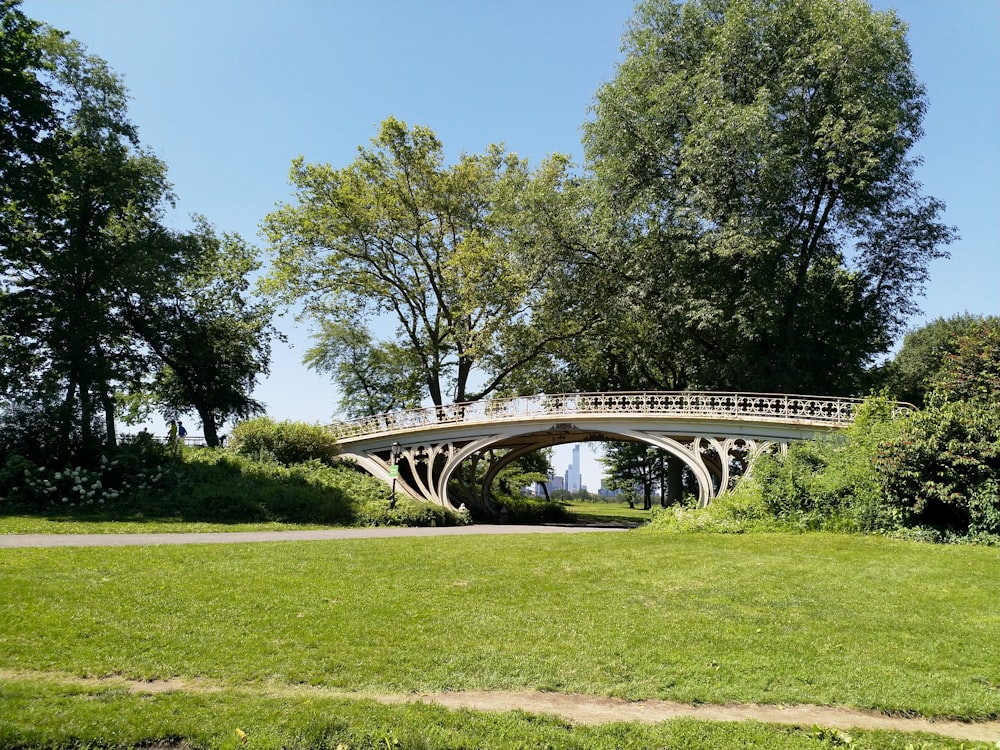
3 670 998 743
402 691 1000 743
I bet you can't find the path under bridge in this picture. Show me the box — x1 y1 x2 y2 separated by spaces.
331 391 887 513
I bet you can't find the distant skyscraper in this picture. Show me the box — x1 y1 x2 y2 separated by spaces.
565 444 582 493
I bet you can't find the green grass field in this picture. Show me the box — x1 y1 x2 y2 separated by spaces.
2 531 999 749
562 501 653 525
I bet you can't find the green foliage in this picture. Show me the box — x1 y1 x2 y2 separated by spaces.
127 219 279 446
879 314 993 406
875 321 1000 541
0 20 178 458
491 493 572 524
1 7 272 459
658 395 909 536
304 319 425 418
877 399 1000 540
229 416 341 467
579 0 955 394
264 117 593 408
675 383 1000 544
0 430 468 528
0 432 175 511
931 318 1000 404
648 480 785 534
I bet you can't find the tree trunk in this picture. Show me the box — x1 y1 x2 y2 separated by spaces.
195 404 220 447
99 385 117 450
667 454 683 505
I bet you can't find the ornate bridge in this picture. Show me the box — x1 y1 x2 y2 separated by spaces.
331 391 882 513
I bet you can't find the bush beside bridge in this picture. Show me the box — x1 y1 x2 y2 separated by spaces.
0 428 463 529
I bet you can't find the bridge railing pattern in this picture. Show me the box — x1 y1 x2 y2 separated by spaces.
329 391 878 441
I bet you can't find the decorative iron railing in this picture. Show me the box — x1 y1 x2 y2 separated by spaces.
329 391 904 440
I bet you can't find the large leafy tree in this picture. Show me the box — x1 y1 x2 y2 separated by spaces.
264 117 592 412
582 0 956 395
0 14 176 460
879 314 997 406
125 221 278 447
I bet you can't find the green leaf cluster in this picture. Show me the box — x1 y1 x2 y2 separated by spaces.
229 416 341 467
572 0 955 395
264 117 596 411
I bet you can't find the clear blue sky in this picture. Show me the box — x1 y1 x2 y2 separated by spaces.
22 0 1000 489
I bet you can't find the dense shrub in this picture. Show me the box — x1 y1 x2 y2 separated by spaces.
229 417 340 466
648 389 1000 545
0 433 175 512
748 396 905 533
877 398 1000 539
357 496 466 527
646 484 783 534
875 320 1000 541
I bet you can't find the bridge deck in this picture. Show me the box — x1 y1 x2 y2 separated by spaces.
331 391 870 443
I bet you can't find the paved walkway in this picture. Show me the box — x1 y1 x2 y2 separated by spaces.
0 524 626 548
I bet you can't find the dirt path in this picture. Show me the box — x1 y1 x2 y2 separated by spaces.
3 671 998 743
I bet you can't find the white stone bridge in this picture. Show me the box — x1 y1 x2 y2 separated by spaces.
331 391 888 513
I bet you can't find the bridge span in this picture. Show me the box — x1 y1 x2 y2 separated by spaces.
331 391 876 513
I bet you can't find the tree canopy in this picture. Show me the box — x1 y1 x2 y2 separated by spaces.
578 0 956 395
125 220 278 446
265 117 593 411
880 314 997 406
0 2 275 461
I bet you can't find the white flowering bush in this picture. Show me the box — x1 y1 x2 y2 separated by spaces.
0 436 175 511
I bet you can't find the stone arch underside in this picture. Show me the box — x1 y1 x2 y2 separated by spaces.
338 420 799 513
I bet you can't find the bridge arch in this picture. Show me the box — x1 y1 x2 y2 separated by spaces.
331 391 900 514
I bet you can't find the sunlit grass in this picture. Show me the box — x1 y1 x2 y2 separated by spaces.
2 532 998 722
0 677 986 750
564 501 653 524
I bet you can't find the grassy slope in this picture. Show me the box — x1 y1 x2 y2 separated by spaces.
1 532 998 722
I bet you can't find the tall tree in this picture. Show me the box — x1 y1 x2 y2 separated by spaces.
582 0 956 395
0 16 175 460
600 442 668 510
126 221 278 447
264 117 593 412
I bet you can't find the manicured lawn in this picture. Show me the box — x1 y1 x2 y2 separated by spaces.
564 501 653 525
1 531 998 748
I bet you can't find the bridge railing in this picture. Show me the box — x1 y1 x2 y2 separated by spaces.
329 391 884 441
